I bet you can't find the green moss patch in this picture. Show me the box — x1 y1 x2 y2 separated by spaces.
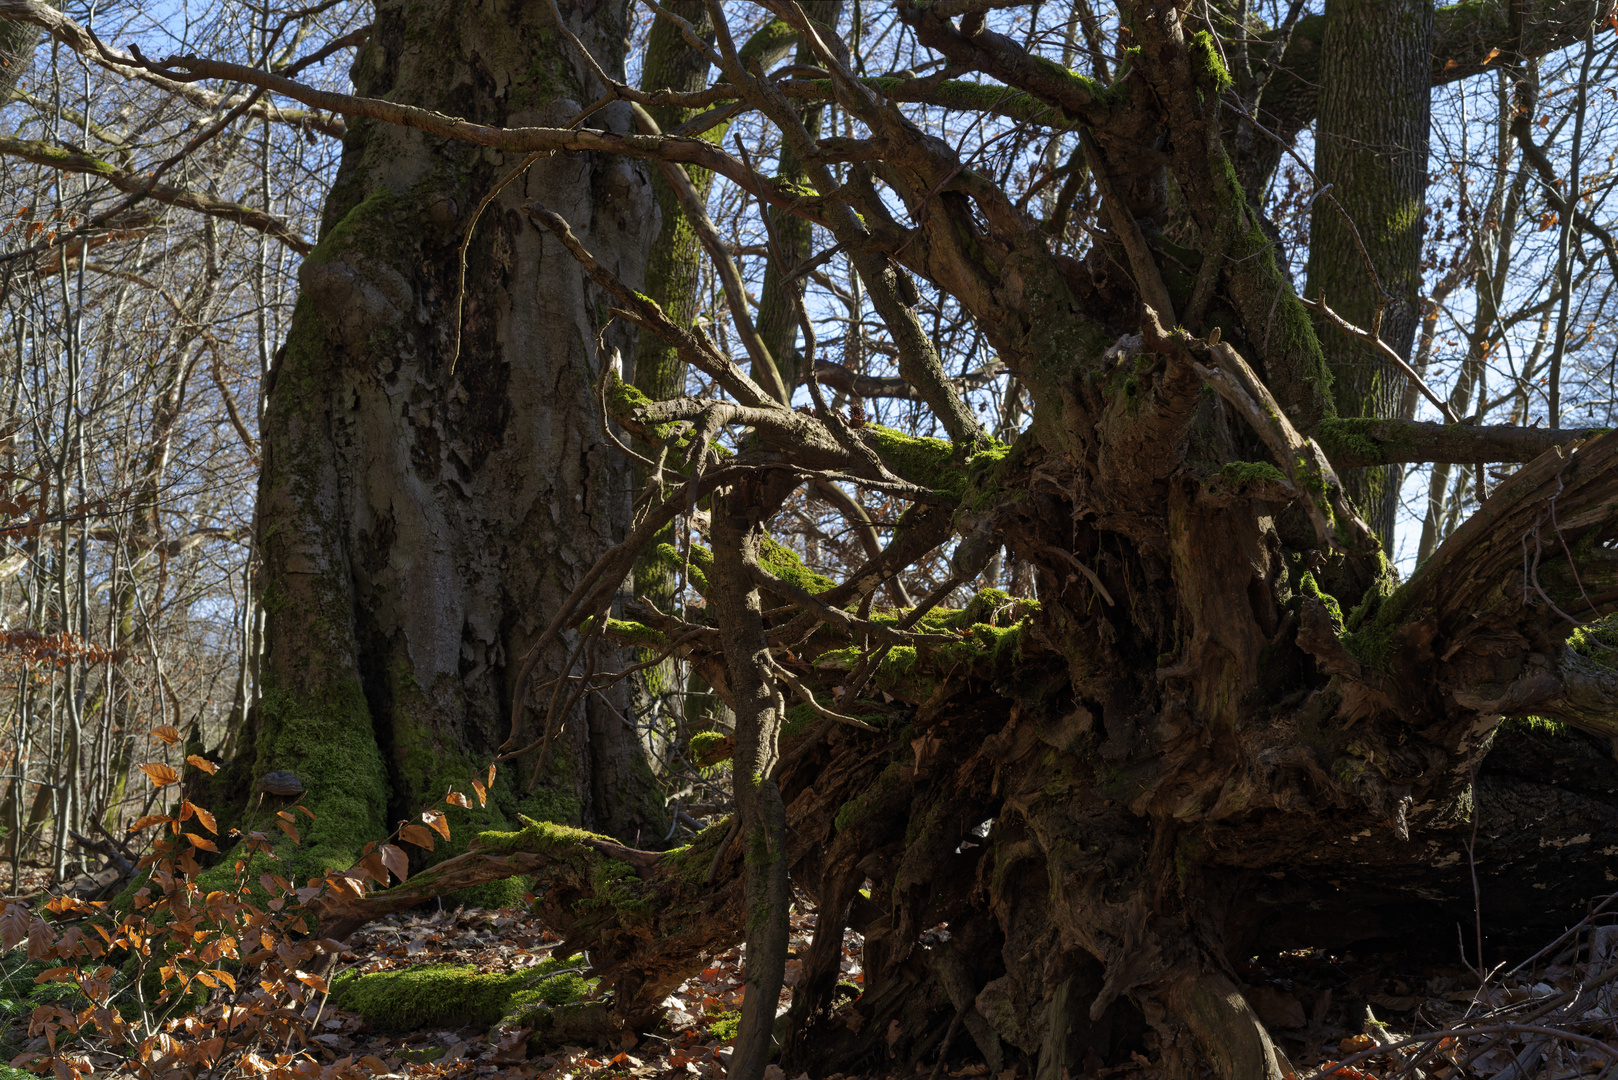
331 957 592 1033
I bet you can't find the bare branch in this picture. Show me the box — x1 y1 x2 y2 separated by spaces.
0 0 348 136
0 136 312 255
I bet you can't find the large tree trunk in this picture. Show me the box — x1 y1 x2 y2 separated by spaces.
215 0 1618 1076
230 0 666 879
1306 0 1434 545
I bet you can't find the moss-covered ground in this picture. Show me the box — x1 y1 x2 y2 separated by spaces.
331 954 593 1032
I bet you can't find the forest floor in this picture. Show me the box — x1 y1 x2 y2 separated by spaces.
5 884 1618 1079
227 902 1618 1080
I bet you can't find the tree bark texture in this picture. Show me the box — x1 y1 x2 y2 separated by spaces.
1306 0 1433 544
184 0 1618 1075
0 16 34 102
237 0 666 879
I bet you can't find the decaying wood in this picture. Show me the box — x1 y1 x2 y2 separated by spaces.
116 0 1618 1075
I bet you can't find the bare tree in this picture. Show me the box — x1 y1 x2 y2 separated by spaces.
5 1 1618 1078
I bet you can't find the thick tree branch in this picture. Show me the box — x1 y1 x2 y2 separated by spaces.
900 2 1111 123
0 135 312 254
1142 309 1376 555
1315 417 1609 469
1399 430 1618 634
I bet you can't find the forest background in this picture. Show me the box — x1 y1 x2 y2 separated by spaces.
0 0 1617 1077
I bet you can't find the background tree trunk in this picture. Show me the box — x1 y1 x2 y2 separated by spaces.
232 0 666 883
0 9 38 102
1306 0 1434 545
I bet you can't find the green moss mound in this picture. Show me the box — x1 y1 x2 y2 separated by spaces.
707 1010 741 1041
331 956 592 1033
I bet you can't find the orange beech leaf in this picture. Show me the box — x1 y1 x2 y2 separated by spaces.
444 791 471 809
274 818 300 844
399 824 435 850
379 843 409 882
137 763 179 787
191 806 218 834
149 725 181 745
211 969 235 991
471 780 487 807
423 811 451 840
129 815 171 832
358 852 388 883
186 754 217 775
187 835 218 853
294 970 329 994
487 763 496 789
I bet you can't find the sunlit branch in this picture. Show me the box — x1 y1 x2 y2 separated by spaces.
0 0 349 136
0 136 313 255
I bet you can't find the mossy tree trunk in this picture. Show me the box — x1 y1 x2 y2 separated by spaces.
1304 0 1433 545
207 0 1618 1077
0 5 43 103
233 0 666 884
626 0 717 764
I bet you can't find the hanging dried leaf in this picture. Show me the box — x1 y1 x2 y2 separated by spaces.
399 824 435 851
379 843 409 882
138 762 179 787
149 726 181 745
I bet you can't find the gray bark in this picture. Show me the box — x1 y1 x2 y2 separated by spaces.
1305 0 1433 544
241 0 665 868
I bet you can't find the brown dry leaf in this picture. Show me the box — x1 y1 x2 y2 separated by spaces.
294 970 329 994
445 791 471 809
138 762 179 787
379 843 409 882
1244 986 1306 1030
149 725 181 745
1340 1034 1376 1055
399 824 435 850
911 733 942 768
186 754 218 775
423 810 452 840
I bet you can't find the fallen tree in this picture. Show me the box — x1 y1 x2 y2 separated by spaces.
28 0 1613 1074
